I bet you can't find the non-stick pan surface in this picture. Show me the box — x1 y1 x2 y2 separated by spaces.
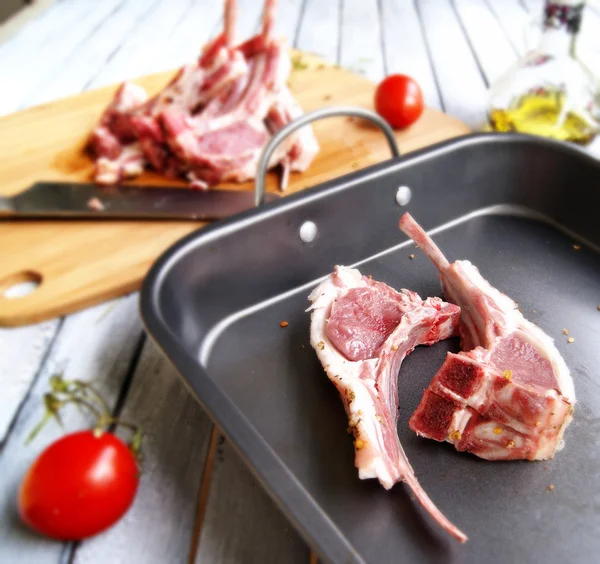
141 133 600 564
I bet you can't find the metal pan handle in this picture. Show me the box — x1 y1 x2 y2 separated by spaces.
254 106 401 207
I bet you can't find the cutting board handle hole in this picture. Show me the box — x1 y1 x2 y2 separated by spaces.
0 271 42 300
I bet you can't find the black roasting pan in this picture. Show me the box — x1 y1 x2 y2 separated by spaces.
140 109 600 564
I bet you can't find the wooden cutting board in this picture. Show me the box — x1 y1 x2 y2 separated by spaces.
0 52 469 327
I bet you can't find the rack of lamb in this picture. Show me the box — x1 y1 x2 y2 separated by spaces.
88 0 319 189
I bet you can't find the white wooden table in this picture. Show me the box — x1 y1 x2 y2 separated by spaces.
1 1 599 562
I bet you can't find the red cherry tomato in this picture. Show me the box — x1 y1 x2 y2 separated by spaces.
18 430 139 540
374 74 424 129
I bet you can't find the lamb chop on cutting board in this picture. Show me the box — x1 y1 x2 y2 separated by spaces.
399 213 575 461
308 266 467 543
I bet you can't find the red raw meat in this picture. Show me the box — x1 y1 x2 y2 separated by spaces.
88 83 148 184
399 213 575 461
309 266 467 543
88 0 319 188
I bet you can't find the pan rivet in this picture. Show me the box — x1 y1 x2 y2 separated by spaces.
299 221 318 243
396 186 412 206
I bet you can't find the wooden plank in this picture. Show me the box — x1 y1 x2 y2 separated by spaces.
521 0 544 16
0 0 82 88
379 0 443 110
72 338 213 564
27 0 163 106
484 0 531 56
0 295 143 562
274 0 305 43
416 0 488 129
1 0 125 114
0 320 60 443
339 0 385 82
235 0 267 40
150 0 225 73
86 0 192 89
194 436 309 564
295 0 340 62
453 0 519 85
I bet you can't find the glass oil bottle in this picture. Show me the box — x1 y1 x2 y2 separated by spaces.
488 1 600 145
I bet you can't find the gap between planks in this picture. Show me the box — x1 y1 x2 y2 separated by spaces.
187 427 316 563
188 426 219 564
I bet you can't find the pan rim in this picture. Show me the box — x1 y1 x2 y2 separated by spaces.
139 132 598 563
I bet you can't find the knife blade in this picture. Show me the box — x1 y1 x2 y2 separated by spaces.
0 182 280 220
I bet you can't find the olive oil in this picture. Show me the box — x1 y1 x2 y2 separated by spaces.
489 89 597 145
487 1 599 145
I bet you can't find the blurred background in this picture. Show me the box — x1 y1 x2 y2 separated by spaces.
1 0 599 132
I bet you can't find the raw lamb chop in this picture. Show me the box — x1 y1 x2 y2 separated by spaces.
399 213 575 461
161 2 292 186
88 0 319 189
308 266 468 543
89 83 148 185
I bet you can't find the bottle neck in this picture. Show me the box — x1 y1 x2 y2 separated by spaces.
540 0 584 56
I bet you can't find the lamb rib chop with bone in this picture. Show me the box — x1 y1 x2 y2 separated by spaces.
398 213 575 461
308 266 467 543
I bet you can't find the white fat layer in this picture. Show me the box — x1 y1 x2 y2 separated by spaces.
275 87 320 172
95 142 145 184
95 158 120 185
114 82 148 112
308 266 398 489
